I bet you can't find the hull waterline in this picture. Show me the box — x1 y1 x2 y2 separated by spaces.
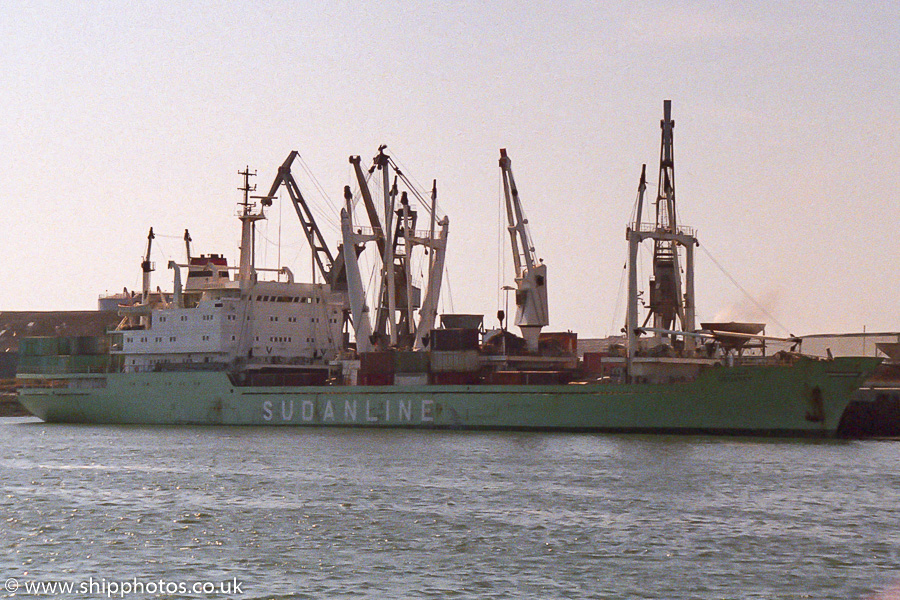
18 356 880 437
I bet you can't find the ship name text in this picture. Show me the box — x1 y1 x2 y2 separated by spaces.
262 398 435 424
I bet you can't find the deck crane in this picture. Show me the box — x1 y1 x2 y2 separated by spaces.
114 227 155 331
348 150 391 347
183 229 192 262
346 145 448 350
413 180 448 351
140 227 155 306
499 149 548 353
133 227 156 328
625 100 698 374
262 151 348 291
340 186 376 353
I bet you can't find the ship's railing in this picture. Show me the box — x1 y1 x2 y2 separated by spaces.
628 222 696 238
354 225 440 240
18 378 70 389
17 364 111 376
732 356 789 367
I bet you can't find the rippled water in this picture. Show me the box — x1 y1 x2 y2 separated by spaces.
2 416 899 599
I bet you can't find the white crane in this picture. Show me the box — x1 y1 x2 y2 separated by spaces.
345 146 449 352
499 149 548 353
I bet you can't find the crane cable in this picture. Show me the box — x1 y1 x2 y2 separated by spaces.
387 150 444 221
294 154 341 234
608 253 628 337
699 244 793 337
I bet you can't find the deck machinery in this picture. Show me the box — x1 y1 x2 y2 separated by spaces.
626 100 699 379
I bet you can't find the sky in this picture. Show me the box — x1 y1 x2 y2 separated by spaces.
1 0 898 338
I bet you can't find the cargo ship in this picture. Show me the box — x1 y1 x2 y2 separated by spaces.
17 104 880 436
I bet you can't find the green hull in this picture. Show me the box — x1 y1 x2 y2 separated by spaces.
18 356 881 437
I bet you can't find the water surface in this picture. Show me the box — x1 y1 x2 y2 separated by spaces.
2 417 898 598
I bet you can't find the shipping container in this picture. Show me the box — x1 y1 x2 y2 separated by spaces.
484 371 526 385
582 352 623 378
485 370 567 385
394 351 429 373
73 336 103 355
431 328 479 351
69 355 110 373
249 370 329 387
582 352 606 374
523 371 568 385
430 350 480 372
358 373 395 386
429 371 479 385
342 360 360 385
56 337 75 356
359 351 395 375
17 355 70 374
0 353 17 378
249 372 282 386
19 337 59 357
394 373 429 386
539 331 578 355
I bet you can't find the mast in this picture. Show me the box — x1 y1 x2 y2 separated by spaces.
647 99 684 335
237 166 264 294
400 192 416 334
625 100 699 377
428 180 437 291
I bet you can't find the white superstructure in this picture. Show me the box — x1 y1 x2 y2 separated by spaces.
116 281 344 373
112 164 345 374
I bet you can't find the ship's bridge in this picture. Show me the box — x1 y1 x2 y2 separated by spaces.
185 254 230 291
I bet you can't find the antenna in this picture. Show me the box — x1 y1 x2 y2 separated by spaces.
237 167 257 215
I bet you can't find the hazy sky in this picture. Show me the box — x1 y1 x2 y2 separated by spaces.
2 1 898 338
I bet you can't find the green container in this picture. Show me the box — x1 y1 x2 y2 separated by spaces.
394 351 430 373
19 355 68 374
70 355 109 373
57 337 75 356
15 356 39 373
19 337 59 357
73 336 101 355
